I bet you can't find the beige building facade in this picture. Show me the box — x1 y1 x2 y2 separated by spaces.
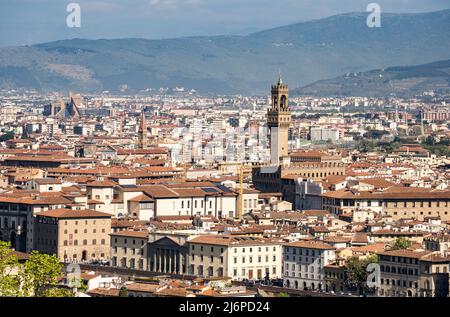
34 208 111 262
110 230 148 270
322 189 450 221
377 249 450 297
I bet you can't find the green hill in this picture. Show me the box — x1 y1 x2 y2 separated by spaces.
1 10 450 94
296 59 450 97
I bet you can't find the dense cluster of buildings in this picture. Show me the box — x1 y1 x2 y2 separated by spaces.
0 77 449 297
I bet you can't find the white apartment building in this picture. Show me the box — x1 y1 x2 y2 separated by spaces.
228 240 283 281
283 240 336 291
118 183 237 219
86 181 116 215
310 126 340 143
187 235 283 281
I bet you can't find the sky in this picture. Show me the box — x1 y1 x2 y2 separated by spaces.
0 0 449 46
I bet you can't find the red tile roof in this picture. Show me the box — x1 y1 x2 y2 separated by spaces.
36 208 112 219
287 240 336 250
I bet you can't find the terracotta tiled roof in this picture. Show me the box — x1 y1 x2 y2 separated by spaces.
287 240 336 250
188 235 281 247
33 178 62 185
302 210 330 217
323 236 351 243
110 230 148 239
377 249 431 259
87 180 117 187
359 178 396 188
87 199 104 205
116 148 168 155
0 194 73 205
36 208 112 219
111 219 149 228
370 230 425 236
142 185 179 198
290 150 327 158
128 194 154 203
156 215 192 221
126 283 160 293
350 243 387 253
311 226 330 233
87 288 120 297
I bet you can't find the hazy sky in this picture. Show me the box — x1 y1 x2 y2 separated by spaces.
1 0 449 46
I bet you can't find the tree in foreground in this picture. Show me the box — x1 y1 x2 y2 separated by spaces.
0 241 22 296
0 242 74 297
345 255 378 295
119 286 129 297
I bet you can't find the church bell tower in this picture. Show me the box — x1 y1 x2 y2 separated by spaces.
138 109 148 149
268 73 291 165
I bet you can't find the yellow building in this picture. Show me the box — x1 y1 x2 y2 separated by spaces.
377 249 450 297
34 208 111 263
322 188 450 221
110 230 148 270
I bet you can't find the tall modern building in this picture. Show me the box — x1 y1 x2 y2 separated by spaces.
138 109 148 149
267 74 291 165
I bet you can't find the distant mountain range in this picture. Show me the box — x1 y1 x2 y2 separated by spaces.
0 9 450 94
296 59 450 97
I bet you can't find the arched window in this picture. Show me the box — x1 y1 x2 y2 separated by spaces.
280 95 287 110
